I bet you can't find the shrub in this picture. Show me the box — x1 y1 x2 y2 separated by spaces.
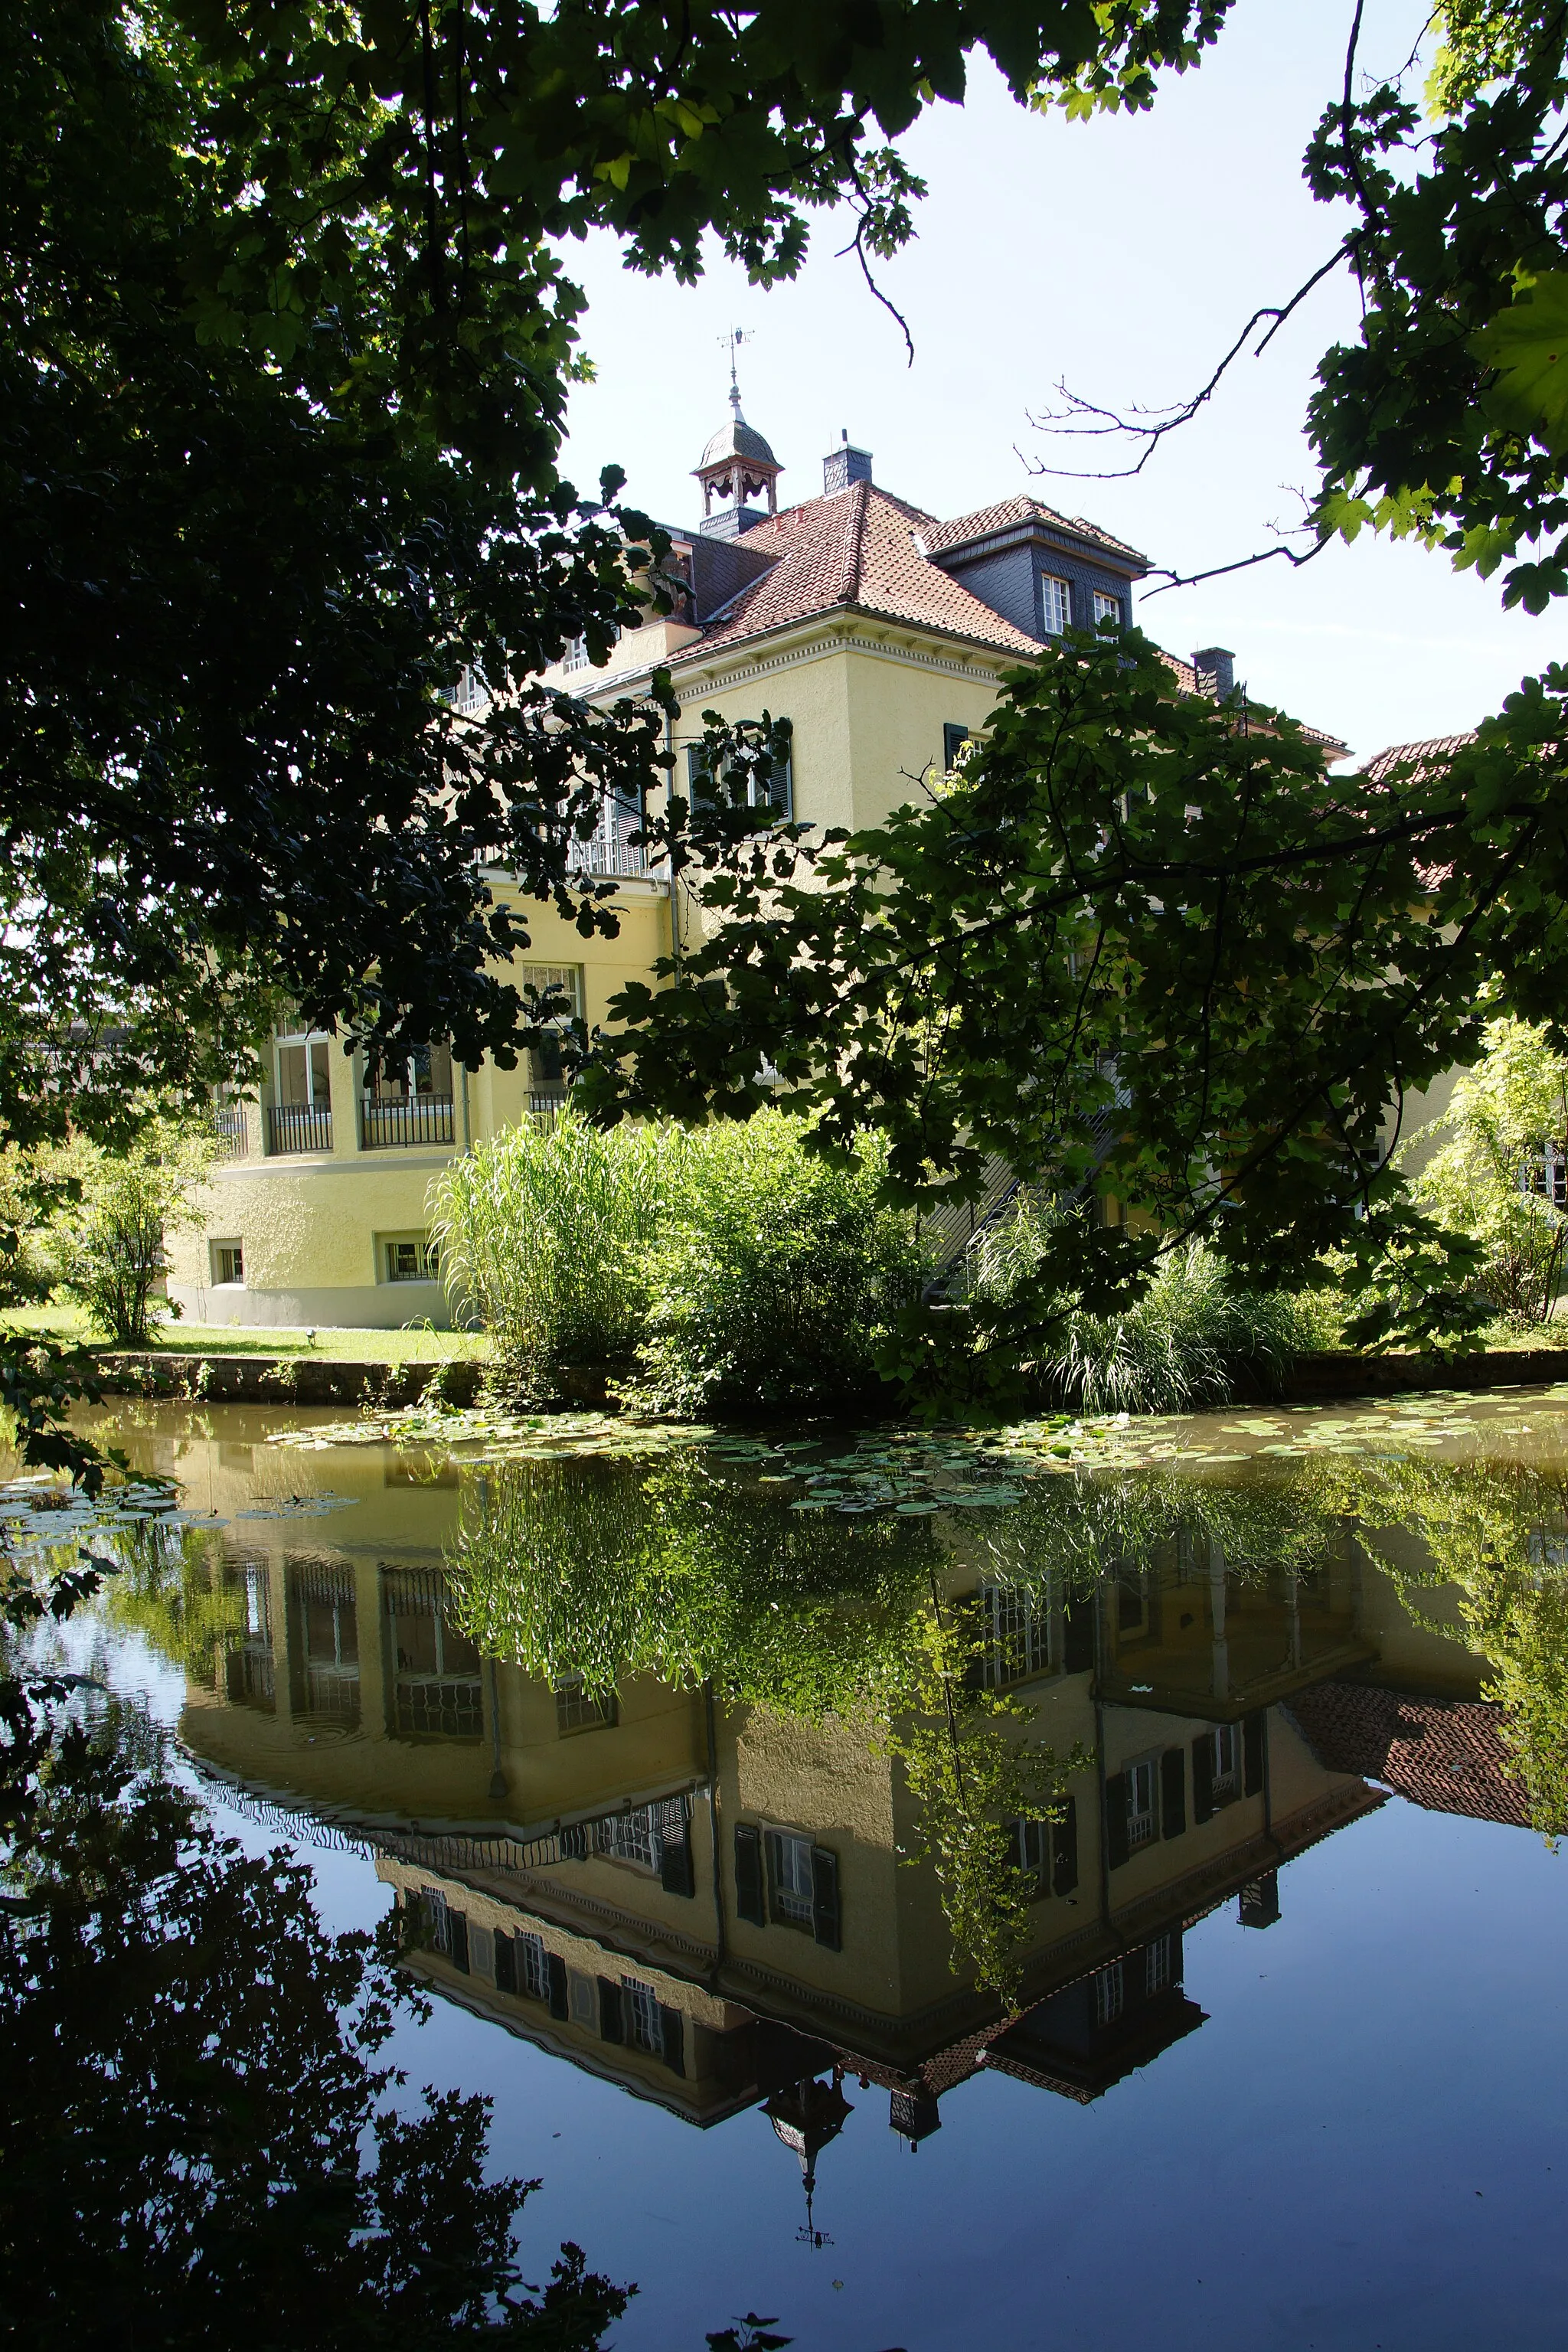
430 1110 681 1397
629 1112 930 1415
1404 1014 1568 1326
50 1124 212 1348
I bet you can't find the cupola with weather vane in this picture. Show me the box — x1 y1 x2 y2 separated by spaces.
694 329 783 540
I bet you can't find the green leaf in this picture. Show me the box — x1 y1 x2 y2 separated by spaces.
1472 274 1568 452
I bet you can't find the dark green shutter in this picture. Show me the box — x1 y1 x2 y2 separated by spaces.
659 1802 696 1897
1050 1794 1079 1896
597 1978 624 2043
734 1822 766 1926
494 1932 517 1994
1062 1600 1094 1674
810 1847 841 1951
1243 1710 1266 1796
546 1952 569 2020
1191 1733 1215 1824
1106 1773 1130 1869
449 1911 470 1973
658 2004 685 2075
1161 1746 1187 1839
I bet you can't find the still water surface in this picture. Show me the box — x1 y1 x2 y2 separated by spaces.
21 1389 1568 2348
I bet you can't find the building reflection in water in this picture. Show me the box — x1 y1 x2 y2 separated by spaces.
170 1441 1536 2235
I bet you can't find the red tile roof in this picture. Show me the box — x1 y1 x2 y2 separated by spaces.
668 485 1345 755
919 493 1146 567
674 481 1042 663
1364 731 1476 783
1286 1681 1531 1828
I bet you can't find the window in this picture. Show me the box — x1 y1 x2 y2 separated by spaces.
381 1233 440 1284
274 1026 332 1109
270 1023 333 1154
562 635 590 673
1011 1815 1050 1883
1210 1723 1241 1804
211 1240 244 1288
1116 1570 1148 1637
555 1676 618 1734
766 1829 817 1929
596 1808 658 1870
1040 573 1070 635
1093 1959 1124 2025
978 1583 1052 1688
687 736 792 819
622 1976 662 2053
1145 1932 1174 1994
446 665 489 713
1093 589 1124 632
1126 1758 1158 1850
1524 1142 1568 1207
942 722 971 773
518 1932 549 2001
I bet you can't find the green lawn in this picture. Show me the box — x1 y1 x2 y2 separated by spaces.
2 1306 490 1364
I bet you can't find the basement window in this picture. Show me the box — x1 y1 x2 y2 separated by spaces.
380 1233 439 1283
211 1240 244 1288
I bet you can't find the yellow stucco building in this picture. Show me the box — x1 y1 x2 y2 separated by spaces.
169 387 1269 1329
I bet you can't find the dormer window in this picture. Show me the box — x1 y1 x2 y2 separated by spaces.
1093 590 1125 632
1040 574 1070 635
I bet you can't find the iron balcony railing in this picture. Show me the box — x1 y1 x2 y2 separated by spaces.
360 1096 456 1149
213 1105 248 1161
528 1086 568 1125
566 835 660 881
266 1102 333 1155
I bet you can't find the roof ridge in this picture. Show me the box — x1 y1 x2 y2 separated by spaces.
841 476 870 605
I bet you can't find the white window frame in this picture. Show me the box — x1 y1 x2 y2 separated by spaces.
211 1239 245 1288
979 1583 1052 1688
1126 1756 1158 1850
766 1828 816 1928
1093 588 1124 632
273 1024 332 1110
1093 1959 1124 2025
519 1932 549 2001
1210 1722 1241 1805
1040 574 1071 636
378 1231 440 1284
622 1975 662 2053
1145 1932 1174 1994
562 635 590 673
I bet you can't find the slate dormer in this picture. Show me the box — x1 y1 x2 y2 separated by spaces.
915 498 1148 645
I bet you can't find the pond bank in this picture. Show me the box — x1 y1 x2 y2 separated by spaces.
90 1343 1568 1415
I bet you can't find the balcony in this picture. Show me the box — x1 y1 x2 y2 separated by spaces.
567 835 660 882
528 1086 569 1127
361 1095 456 1150
213 1105 248 1161
267 1102 333 1155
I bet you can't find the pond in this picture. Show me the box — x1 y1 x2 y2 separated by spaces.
11 1386 1568 2349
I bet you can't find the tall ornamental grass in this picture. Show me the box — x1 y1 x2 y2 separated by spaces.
430 1110 680 1395
972 1199 1312 1416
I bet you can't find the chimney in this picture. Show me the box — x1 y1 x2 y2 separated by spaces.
1192 646 1236 701
822 430 873 497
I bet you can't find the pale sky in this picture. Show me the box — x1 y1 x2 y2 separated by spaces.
556 0 1562 766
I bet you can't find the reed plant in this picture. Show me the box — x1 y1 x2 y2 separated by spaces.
971 1201 1312 1416
430 1109 681 1398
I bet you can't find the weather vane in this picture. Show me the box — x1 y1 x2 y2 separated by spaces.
719 325 752 412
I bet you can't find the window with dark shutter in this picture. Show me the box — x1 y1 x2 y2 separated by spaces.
597 1978 625 2043
942 722 970 772
546 1952 569 2020
810 1847 841 1951
1106 1772 1130 1869
1161 1746 1187 1839
1191 1732 1216 1824
558 1821 590 1860
494 1932 517 1994
449 1911 470 1974
658 1798 697 1897
1050 1794 1079 1896
658 2004 685 2075
1243 1710 1266 1796
733 1822 766 1926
